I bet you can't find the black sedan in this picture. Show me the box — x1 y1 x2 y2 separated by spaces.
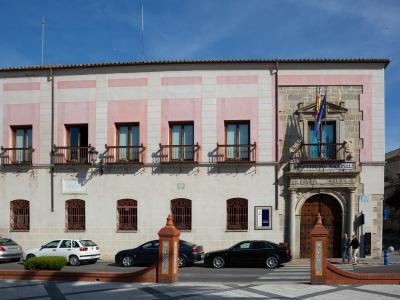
204 240 292 269
115 240 204 268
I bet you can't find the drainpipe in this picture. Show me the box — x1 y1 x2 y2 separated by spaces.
274 61 279 211
50 67 54 212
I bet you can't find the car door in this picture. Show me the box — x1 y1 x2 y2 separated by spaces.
138 241 158 265
225 241 253 267
251 241 270 266
38 240 61 257
57 240 73 259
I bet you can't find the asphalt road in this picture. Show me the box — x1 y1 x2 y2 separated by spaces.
0 260 399 283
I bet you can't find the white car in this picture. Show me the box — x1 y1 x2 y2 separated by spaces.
23 239 100 266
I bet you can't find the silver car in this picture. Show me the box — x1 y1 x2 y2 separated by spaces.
0 238 23 262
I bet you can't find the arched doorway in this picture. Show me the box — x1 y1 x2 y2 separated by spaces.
300 194 342 258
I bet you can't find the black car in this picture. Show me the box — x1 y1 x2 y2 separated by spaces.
204 240 291 269
115 240 204 268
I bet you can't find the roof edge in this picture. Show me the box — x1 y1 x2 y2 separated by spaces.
0 58 390 73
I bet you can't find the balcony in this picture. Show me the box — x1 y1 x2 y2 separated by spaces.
0 147 34 165
216 143 256 163
294 143 346 163
159 143 200 164
104 144 145 164
53 145 94 165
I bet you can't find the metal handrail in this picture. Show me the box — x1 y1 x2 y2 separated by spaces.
0 146 34 165
216 143 256 163
104 144 146 164
159 143 200 163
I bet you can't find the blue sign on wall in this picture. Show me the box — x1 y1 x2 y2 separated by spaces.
255 206 272 230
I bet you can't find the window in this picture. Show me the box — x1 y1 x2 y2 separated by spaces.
66 125 89 162
10 200 30 231
171 198 192 230
252 241 273 249
227 198 248 230
117 199 137 231
225 122 250 160
59 240 72 248
170 123 194 161
233 242 252 250
308 121 336 159
65 199 85 230
11 126 32 163
43 240 61 249
116 123 140 161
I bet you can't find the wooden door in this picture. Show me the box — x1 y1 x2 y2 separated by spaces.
300 194 342 258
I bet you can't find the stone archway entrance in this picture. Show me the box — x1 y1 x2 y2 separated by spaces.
300 194 342 258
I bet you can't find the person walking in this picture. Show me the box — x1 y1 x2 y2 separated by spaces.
349 234 360 264
342 233 350 263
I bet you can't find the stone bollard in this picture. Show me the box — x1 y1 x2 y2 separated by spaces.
157 214 180 283
310 212 328 285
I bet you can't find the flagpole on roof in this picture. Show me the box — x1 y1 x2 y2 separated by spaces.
140 3 144 61
41 16 45 66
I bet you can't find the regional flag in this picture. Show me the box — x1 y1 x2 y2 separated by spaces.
315 94 327 138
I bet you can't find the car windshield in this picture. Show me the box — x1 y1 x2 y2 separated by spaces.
80 240 97 247
0 239 17 246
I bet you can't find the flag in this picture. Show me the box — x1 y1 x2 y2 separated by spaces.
315 92 321 118
315 94 327 138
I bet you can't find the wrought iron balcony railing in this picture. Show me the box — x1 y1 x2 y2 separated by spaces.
294 142 346 163
159 143 200 163
104 144 145 164
0 147 34 165
216 143 256 163
53 145 94 165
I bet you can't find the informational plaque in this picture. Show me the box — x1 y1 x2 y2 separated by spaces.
62 179 87 194
254 206 272 230
162 241 169 275
173 241 178 274
315 241 323 276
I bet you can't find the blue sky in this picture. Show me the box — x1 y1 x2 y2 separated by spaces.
0 0 399 152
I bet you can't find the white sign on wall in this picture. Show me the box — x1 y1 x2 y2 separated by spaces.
62 179 87 194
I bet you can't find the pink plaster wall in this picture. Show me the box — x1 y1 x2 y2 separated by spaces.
108 78 148 87
277 74 373 162
3 103 40 163
3 82 40 91
107 100 147 147
57 102 96 146
161 76 202 86
160 98 202 145
57 80 96 89
217 75 258 85
216 97 259 146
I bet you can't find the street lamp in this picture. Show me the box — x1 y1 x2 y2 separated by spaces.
89 147 103 175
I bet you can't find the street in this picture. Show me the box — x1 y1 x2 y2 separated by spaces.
1 260 399 283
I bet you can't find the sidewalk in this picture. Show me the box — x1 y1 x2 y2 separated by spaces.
285 253 400 267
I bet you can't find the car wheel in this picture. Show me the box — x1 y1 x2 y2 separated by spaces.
26 254 35 261
266 256 279 269
212 256 225 268
121 255 134 267
69 255 80 266
178 255 187 268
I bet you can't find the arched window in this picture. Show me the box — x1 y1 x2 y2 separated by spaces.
117 199 137 231
171 198 192 230
10 200 30 231
227 198 248 230
65 199 85 230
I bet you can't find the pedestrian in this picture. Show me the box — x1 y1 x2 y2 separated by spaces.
342 233 350 263
349 234 360 264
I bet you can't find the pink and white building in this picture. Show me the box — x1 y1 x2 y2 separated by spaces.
0 59 389 259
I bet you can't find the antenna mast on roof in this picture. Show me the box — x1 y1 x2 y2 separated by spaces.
140 3 144 61
41 16 45 65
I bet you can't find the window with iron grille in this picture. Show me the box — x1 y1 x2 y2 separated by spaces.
227 198 248 230
117 199 137 231
65 199 85 230
10 200 30 231
171 198 192 230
